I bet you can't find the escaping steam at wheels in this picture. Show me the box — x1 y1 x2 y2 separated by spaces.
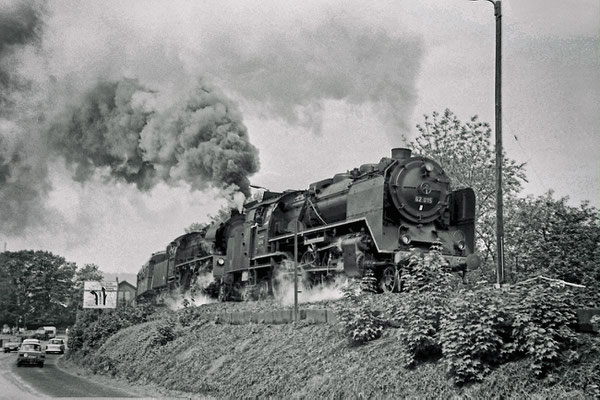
136 148 481 303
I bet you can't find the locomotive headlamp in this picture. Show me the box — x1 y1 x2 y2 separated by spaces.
217 258 225 266
456 240 466 251
401 234 412 245
424 162 434 172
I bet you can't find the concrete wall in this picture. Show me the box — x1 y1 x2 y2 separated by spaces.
191 308 338 325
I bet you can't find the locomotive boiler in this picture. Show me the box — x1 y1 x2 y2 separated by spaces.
137 148 480 302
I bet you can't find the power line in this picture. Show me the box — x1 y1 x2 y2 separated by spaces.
504 118 548 190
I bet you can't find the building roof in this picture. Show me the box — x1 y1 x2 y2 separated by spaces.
118 280 137 290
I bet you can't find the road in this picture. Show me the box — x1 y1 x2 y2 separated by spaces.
0 340 140 399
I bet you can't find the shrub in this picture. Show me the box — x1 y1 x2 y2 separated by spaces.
379 241 580 384
150 319 177 346
401 241 458 294
439 283 578 384
393 292 447 367
503 283 578 377
440 288 509 383
336 281 383 344
390 242 456 367
67 303 157 357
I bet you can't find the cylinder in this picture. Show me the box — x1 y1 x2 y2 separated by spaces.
391 148 412 161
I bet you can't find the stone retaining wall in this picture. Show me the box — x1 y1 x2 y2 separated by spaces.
194 308 338 325
191 307 598 332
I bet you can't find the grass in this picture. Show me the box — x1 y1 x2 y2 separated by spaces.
67 304 600 399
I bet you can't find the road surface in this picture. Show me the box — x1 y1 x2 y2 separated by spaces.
0 347 141 399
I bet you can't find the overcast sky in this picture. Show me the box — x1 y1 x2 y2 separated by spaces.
1 0 598 275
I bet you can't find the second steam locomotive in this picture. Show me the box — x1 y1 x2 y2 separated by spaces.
136 148 480 302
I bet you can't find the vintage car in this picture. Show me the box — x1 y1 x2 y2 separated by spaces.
17 340 45 367
3 338 20 353
45 338 65 354
33 326 56 340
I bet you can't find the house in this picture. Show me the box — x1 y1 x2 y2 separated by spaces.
117 280 137 307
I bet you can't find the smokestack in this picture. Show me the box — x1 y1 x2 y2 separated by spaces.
391 148 411 161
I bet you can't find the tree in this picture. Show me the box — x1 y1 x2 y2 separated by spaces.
0 251 77 328
406 110 599 295
405 109 527 279
504 192 600 301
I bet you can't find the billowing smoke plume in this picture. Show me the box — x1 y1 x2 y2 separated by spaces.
201 21 423 135
1 1 423 244
1 75 259 235
0 1 50 235
48 78 259 196
0 0 44 114
0 125 51 234
48 79 259 196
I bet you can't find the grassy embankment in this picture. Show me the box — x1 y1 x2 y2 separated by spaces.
67 296 600 399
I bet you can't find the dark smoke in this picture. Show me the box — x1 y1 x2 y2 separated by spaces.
204 20 423 135
0 132 51 235
49 78 260 196
0 1 49 235
0 0 44 115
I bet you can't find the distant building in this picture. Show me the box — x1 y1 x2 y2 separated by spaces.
117 280 137 307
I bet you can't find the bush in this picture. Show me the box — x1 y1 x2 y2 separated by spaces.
379 242 580 384
67 303 156 357
503 283 578 377
336 281 383 345
401 242 456 294
440 288 510 383
150 319 177 346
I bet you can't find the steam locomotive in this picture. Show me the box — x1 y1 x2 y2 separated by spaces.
136 148 480 302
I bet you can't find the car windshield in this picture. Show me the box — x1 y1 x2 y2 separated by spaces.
21 344 40 351
49 339 62 344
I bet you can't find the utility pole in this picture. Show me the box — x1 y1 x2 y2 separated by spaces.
293 220 299 322
473 0 504 286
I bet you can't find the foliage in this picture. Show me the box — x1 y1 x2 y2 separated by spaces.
359 268 378 293
405 109 527 280
149 318 177 346
335 281 383 344
401 241 457 293
390 243 455 367
0 250 77 327
177 304 211 328
407 110 599 292
503 283 578 376
67 299 600 399
0 251 111 328
440 283 578 384
504 192 600 301
440 288 510 383
67 303 156 357
374 240 582 385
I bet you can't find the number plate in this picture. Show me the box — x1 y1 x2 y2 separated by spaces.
415 196 433 204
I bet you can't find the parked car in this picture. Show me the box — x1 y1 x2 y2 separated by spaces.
45 338 65 354
17 341 45 367
3 338 20 353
